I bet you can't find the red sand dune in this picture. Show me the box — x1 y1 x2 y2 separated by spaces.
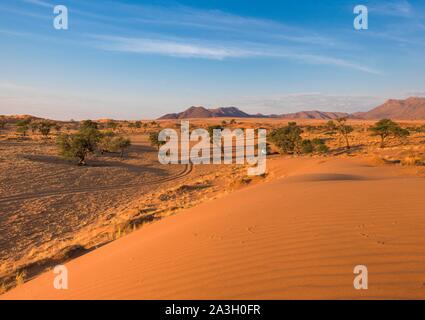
3 158 425 299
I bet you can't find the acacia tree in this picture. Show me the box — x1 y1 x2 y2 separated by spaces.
335 118 353 150
30 122 39 134
149 131 165 150
38 121 54 138
57 127 101 165
16 119 30 137
369 119 409 148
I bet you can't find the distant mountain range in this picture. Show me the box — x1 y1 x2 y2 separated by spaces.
353 97 425 120
158 97 425 120
159 106 252 119
158 106 349 120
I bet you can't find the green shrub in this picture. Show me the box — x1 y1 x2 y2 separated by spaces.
301 138 329 154
301 139 314 154
80 120 98 130
269 122 303 154
102 135 131 158
312 138 329 153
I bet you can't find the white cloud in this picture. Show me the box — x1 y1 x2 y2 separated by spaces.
91 35 253 60
22 0 53 8
90 34 380 74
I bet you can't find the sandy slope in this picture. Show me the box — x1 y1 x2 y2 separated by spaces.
3 157 425 299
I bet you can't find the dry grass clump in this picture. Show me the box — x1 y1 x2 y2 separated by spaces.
0 283 6 295
15 270 26 286
368 155 389 166
401 154 423 166
240 176 252 184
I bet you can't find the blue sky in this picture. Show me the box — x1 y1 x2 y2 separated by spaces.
0 0 424 119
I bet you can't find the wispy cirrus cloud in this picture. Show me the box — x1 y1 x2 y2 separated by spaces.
21 0 337 47
22 0 52 8
17 0 379 74
369 0 414 17
90 35 253 60
90 34 380 74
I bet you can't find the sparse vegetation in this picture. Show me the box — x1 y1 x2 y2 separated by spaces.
300 138 329 154
15 270 26 286
401 154 423 166
106 120 118 131
113 136 131 158
301 139 314 154
0 282 6 294
38 120 54 138
312 138 329 154
57 126 102 165
149 131 165 150
324 120 337 133
100 133 131 158
0 116 7 130
269 122 330 155
98 130 115 154
369 119 410 148
240 176 252 184
16 119 30 137
30 122 39 134
80 119 98 130
269 122 303 154
335 118 353 150
54 123 62 134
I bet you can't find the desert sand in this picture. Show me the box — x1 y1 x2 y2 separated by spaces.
0 129 250 292
3 156 425 299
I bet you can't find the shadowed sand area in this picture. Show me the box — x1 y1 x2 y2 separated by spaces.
2 157 425 299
